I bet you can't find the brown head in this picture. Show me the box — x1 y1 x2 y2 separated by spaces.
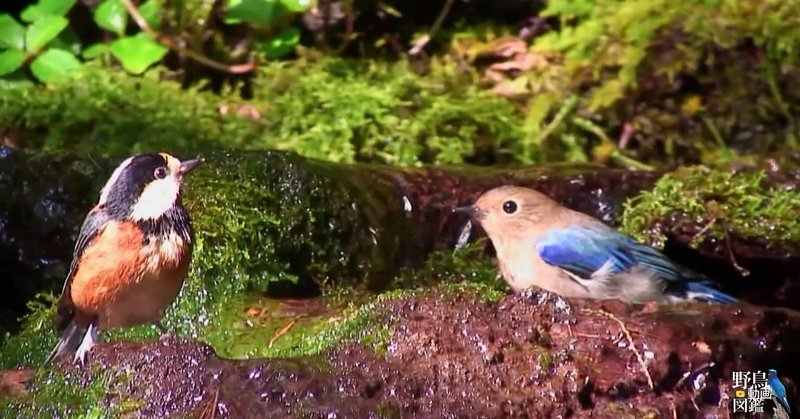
453 185 560 243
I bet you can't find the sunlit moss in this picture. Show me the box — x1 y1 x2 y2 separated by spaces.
621 167 800 249
0 150 512 415
0 367 140 419
392 239 506 299
601 402 661 419
0 58 526 166
0 294 58 368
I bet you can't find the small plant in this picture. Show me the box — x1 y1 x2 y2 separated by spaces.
0 0 312 84
0 0 80 83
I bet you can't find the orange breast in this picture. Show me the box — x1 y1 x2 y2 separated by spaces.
69 220 145 314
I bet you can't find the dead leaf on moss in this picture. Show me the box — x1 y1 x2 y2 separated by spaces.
218 104 262 121
0 368 34 399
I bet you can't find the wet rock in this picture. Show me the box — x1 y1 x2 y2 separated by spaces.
4 146 800 336
0 147 660 335
49 288 799 418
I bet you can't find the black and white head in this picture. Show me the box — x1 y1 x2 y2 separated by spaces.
97 152 204 221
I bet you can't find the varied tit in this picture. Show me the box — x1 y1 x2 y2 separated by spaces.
454 185 737 304
44 152 204 365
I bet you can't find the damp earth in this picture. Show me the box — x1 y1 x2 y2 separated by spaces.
1 148 800 417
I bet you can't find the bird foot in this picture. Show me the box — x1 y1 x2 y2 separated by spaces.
153 321 173 340
73 323 98 366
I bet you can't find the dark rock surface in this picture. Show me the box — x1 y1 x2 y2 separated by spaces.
0 147 661 335
59 288 798 418
4 148 800 417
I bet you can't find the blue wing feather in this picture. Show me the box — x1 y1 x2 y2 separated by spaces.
536 225 681 281
535 224 737 303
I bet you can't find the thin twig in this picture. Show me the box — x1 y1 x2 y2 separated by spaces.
268 320 297 348
210 387 219 419
572 116 654 171
583 308 655 390
618 122 634 150
720 220 750 276
610 150 655 171
534 95 579 147
574 332 603 339
764 61 797 148
700 115 730 159
119 0 256 74
410 0 456 55
690 217 716 245
198 386 220 419
690 396 700 412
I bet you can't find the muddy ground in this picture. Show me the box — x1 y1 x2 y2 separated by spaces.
46 288 799 418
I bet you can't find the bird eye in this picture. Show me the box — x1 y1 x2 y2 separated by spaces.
154 167 169 179
502 200 517 214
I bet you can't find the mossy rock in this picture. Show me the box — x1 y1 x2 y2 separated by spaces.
0 147 671 369
621 166 800 251
0 148 424 367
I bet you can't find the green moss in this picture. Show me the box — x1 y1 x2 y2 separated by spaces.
0 58 526 166
621 167 800 249
0 150 421 366
0 63 255 156
0 294 59 368
185 239 506 361
601 402 661 418
392 239 507 300
538 352 553 369
256 57 526 165
0 367 140 419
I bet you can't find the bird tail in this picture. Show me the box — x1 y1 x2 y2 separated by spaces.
683 281 738 304
43 321 86 365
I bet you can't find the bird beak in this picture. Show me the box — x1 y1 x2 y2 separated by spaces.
452 205 485 220
179 157 204 175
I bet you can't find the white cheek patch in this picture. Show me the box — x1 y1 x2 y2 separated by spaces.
130 177 180 221
98 156 134 205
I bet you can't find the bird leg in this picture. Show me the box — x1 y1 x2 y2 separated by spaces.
153 321 173 340
74 323 99 365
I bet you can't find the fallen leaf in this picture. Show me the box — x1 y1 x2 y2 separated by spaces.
0 368 34 398
693 340 712 354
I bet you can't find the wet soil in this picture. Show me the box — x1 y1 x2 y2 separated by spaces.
55 288 798 418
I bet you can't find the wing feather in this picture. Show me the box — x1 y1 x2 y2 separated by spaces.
55 208 109 331
536 225 681 282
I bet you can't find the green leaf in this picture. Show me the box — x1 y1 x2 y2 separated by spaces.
0 50 27 76
25 15 69 52
139 0 162 30
224 0 288 25
30 48 80 83
94 0 128 36
21 0 77 22
82 43 109 60
259 26 300 59
110 34 167 74
48 27 82 55
377 2 401 18
280 0 313 13
0 14 26 50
